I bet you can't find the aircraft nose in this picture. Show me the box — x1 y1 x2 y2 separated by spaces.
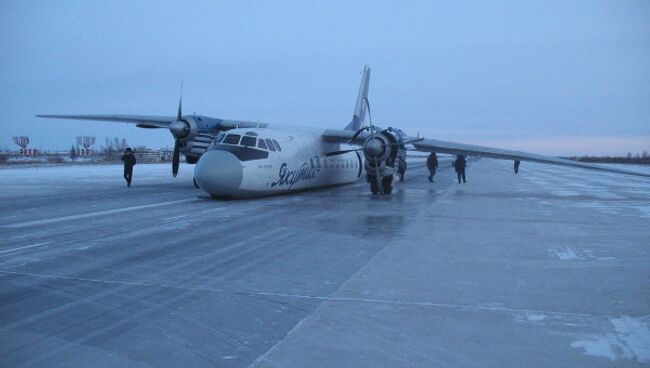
194 150 243 198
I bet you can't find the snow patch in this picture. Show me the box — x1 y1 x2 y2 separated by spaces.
550 190 581 197
571 316 650 363
551 247 615 261
634 205 650 218
514 312 548 324
574 202 621 215
553 247 583 261
526 313 547 322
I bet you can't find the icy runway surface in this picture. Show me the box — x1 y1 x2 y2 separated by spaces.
1 160 649 367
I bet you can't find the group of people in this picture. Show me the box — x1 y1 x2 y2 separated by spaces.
425 152 467 184
120 148 517 188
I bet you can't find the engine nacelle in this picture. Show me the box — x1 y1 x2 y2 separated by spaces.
363 131 399 171
363 130 400 194
169 116 199 144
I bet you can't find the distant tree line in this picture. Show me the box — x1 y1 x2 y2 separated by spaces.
567 151 650 165
101 137 130 161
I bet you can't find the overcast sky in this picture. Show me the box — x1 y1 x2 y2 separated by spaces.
1 0 648 155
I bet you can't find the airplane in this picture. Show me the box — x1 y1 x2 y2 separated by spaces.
38 65 649 199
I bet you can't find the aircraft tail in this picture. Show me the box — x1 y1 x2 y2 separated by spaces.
345 65 371 131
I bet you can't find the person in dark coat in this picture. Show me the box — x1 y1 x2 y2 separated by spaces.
121 148 136 187
514 160 520 174
454 155 467 183
426 152 438 182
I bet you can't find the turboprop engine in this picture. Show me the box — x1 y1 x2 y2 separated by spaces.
362 128 401 195
325 97 414 196
166 89 202 176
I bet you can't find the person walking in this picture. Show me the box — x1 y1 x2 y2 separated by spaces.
121 148 136 187
454 155 467 183
514 160 520 174
426 152 438 182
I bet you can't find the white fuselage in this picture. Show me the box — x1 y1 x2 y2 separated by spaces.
193 126 362 198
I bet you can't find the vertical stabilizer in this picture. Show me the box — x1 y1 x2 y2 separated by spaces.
345 65 371 131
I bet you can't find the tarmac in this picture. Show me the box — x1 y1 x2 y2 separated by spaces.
1 159 649 367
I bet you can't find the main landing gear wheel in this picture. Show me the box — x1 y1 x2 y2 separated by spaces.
369 176 379 194
382 175 393 195
368 174 393 195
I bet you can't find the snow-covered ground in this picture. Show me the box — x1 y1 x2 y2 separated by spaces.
1 159 648 367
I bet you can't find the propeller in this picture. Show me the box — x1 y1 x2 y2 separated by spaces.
327 97 425 195
347 125 377 143
325 148 362 157
172 140 181 177
363 97 384 195
168 84 189 177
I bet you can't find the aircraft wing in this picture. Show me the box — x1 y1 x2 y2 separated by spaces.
35 114 175 128
412 138 650 178
321 128 649 178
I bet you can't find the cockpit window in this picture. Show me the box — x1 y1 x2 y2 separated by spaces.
258 139 268 150
240 136 256 147
214 133 226 143
265 138 276 152
223 134 241 145
245 131 258 136
272 139 282 152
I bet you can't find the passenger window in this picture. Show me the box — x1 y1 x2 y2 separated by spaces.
214 133 226 143
265 139 276 151
272 139 282 152
258 139 268 150
241 136 256 147
223 134 241 145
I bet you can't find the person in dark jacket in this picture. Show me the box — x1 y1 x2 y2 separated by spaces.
426 152 438 182
454 155 467 183
121 148 136 187
514 160 520 174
